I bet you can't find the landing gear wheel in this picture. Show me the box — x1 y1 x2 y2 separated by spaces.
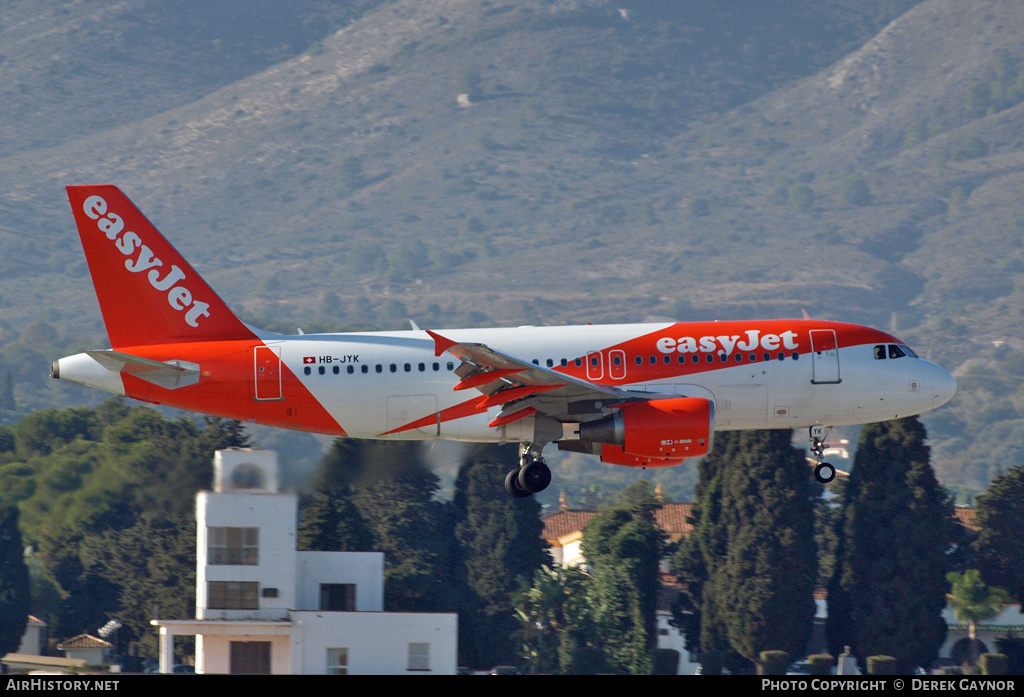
809 425 836 484
518 459 552 494
504 468 531 498
814 462 837 484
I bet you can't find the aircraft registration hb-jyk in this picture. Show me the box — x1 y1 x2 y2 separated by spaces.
53 185 957 497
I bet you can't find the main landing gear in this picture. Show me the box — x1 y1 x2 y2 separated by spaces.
810 425 837 484
504 443 552 498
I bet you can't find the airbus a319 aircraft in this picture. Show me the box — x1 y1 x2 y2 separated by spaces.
53 185 957 497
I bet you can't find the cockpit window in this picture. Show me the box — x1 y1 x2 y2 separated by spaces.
875 344 918 360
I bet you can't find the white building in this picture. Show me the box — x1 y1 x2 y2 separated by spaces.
939 604 1024 666
151 448 457 675
16 615 47 655
56 633 113 665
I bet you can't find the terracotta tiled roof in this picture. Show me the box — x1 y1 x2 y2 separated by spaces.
542 501 695 541
57 634 112 650
542 509 598 540
953 506 978 531
655 502 694 538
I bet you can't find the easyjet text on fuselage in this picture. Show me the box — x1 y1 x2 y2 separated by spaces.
656 329 800 356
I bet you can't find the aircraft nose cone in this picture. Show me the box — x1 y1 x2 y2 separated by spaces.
931 364 957 408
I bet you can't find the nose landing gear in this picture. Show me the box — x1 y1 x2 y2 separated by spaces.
810 425 837 484
504 443 552 498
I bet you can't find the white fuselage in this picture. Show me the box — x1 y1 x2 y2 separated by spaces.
260 323 956 442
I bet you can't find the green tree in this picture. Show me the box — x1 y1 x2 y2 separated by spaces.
675 430 816 671
7 402 249 640
81 515 197 656
582 480 665 675
325 440 455 613
672 433 733 666
0 503 30 655
840 174 871 206
0 369 15 413
451 445 551 669
826 417 953 673
513 564 592 675
814 476 848 589
297 487 372 552
970 465 1024 602
946 569 1010 666
719 431 817 662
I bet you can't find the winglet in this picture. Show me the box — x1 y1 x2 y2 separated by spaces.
426 330 457 357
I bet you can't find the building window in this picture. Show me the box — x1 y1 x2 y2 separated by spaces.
408 642 430 672
208 527 259 565
208 581 259 609
320 583 356 611
327 648 349 675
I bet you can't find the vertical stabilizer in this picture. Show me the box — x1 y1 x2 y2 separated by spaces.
66 185 255 347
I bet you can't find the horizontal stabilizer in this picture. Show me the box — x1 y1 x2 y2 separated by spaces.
86 350 200 390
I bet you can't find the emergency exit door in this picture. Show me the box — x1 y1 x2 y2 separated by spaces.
810 330 841 384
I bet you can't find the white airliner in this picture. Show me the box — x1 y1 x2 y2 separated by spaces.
52 185 957 497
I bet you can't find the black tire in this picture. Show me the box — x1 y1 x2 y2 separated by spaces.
814 462 837 484
505 467 532 498
518 459 552 494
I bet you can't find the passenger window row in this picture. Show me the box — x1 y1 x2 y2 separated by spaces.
303 351 802 378
304 361 455 376
529 352 800 367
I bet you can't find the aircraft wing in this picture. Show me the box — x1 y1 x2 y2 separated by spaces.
426 330 644 427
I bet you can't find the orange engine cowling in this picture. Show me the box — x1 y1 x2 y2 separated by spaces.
578 397 715 468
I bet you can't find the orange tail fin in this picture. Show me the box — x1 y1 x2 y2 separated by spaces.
66 185 256 348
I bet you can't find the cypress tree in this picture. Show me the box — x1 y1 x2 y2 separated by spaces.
342 441 453 613
718 430 817 663
826 417 953 673
675 430 817 671
451 444 550 669
581 480 665 675
673 430 737 668
971 465 1024 602
0 503 30 655
296 487 372 552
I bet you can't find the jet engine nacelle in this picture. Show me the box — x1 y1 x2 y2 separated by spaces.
578 397 715 468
